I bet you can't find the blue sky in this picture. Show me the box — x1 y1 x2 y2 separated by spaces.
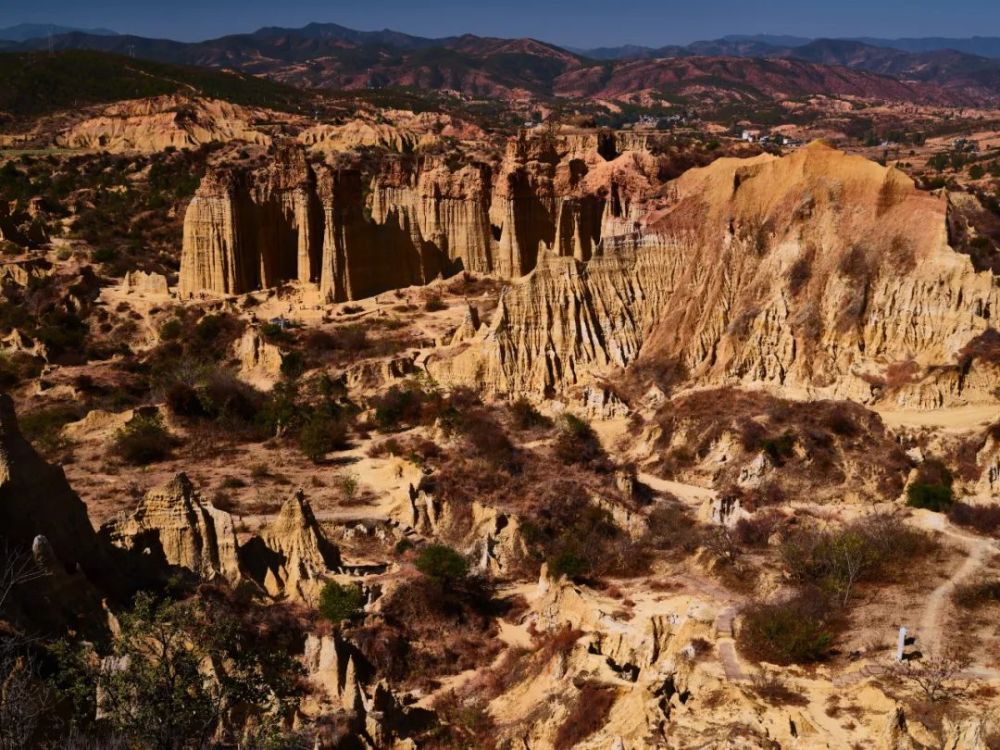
4 0 1000 47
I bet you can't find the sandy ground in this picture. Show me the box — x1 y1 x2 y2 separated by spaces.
877 404 1000 431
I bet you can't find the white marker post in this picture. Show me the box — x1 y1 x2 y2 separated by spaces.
896 626 907 662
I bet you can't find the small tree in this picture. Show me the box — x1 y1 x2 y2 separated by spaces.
554 414 606 467
318 581 365 625
298 412 348 463
112 413 176 464
0 544 50 750
888 651 972 703
95 592 300 750
415 544 468 584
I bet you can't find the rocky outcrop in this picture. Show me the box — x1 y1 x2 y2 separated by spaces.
431 143 1000 408
975 433 1000 498
390 483 527 574
0 394 116 631
179 143 322 296
122 270 169 296
100 473 243 584
56 95 273 153
302 632 366 713
235 326 285 387
178 131 655 300
0 258 51 287
301 631 429 748
240 490 341 601
299 110 484 154
1 329 47 360
0 200 48 248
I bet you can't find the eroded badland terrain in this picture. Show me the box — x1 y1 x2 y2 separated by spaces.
4 25 1000 750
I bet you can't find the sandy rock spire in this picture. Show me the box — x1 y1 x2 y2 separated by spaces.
240 489 341 600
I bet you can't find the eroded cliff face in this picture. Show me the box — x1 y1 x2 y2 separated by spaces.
0 394 117 631
101 473 244 585
431 142 1000 407
179 131 657 300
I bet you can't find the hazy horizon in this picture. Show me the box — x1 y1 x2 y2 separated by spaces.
4 0 1000 48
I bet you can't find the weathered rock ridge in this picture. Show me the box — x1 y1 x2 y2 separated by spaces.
430 142 1000 408
101 473 243 584
179 131 655 300
102 476 346 602
56 95 274 153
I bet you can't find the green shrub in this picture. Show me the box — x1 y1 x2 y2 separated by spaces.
906 459 954 511
906 482 953 511
0 351 43 389
738 595 837 665
318 581 365 624
298 412 349 463
371 382 434 431
553 414 607 467
92 247 118 264
159 318 182 341
423 295 447 312
112 412 176 464
510 398 552 430
762 431 796 466
395 539 415 555
548 546 588 580
260 322 293 343
415 544 468 583
280 351 305 379
18 404 82 455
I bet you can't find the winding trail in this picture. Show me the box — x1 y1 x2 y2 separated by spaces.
714 607 747 681
637 472 716 508
638 473 754 681
911 514 999 657
636 472 1000 684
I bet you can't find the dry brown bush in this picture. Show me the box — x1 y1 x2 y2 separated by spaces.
749 669 809 707
948 502 1000 535
369 575 504 690
734 510 784 547
652 389 910 503
553 681 617 750
780 513 937 606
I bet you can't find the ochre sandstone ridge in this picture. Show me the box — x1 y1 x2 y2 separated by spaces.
56 95 274 152
101 473 243 584
299 109 485 153
368 155 495 275
179 143 322 296
431 142 1000 407
179 130 657 299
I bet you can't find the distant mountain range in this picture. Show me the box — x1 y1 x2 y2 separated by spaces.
3 22 1000 107
577 34 1000 60
0 23 118 42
